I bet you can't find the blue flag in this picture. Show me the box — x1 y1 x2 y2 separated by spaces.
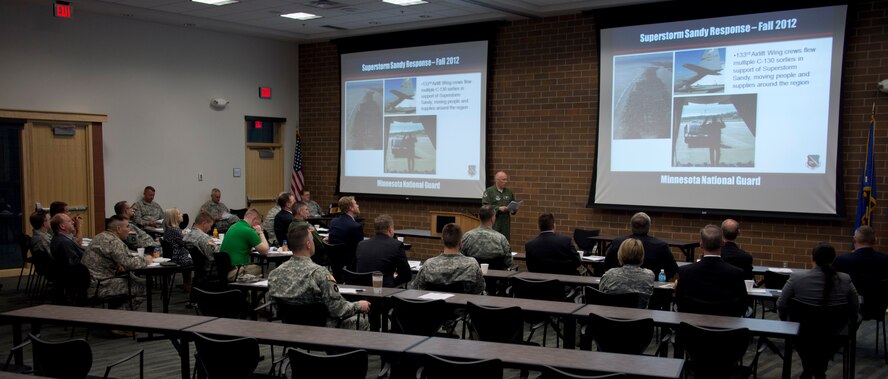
854 115 877 233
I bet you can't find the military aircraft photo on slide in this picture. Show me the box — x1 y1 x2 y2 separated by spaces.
384 78 416 114
674 48 725 94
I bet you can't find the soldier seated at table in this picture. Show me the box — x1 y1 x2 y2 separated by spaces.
184 212 218 279
82 215 153 309
114 200 154 249
409 223 485 295
131 186 163 229
201 188 239 232
268 224 370 330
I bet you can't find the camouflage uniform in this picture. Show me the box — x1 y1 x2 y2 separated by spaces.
305 200 324 217
129 223 155 249
481 186 515 240
598 264 655 308
409 253 485 294
263 205 282 246
201 200 240 231
131 199 163 228
460 225 512 269
82 231 147 308
267 256 368 330
184 228 217 278
30 229 52 256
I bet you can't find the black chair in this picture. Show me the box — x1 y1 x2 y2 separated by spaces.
193 332 277 379
511 277 567 347
179 213 189 229
416 354 502 379
272 297 328 327
230 208 248 220
192 288 252 319
16 233 33 292
583 286 643 309
342 268 373 286
424 280 474 294
677 296 746 317
325 243 348 283
572 228 600 254
756 270 790 318
788 299 853 379
287 349 368 379
466 302 526 344
677 322 755 379
582 314 653 355
213 252 238 282
858 278 888 363
391 297 452 337
540 366 626 379
27 332 144 379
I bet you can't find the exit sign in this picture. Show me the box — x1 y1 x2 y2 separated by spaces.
54 1 72 18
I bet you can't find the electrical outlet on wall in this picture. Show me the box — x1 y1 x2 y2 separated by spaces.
198 173 203 181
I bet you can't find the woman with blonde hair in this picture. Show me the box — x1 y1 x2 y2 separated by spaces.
163 208 193 291
598 238 655 308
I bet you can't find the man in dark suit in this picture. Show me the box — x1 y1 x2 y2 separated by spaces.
833 225 888 298
328 196 364 272
675 224 747 315
604 212 678 280
525 213 580 275
720 219 754 279
272 192 295 247
356 214 411 287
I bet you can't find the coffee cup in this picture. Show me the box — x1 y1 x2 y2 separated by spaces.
744 280 755 291
480 263 489 274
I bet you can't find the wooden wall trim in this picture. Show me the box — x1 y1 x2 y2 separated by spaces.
0 109 108 123
92 123 105 232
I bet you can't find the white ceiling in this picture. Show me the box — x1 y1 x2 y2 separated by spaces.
74 0 666 42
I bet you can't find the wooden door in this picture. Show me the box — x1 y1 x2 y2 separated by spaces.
24 122 94 236
245 146 283 216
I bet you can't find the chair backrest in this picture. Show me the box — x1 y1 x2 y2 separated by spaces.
677 322 750 379
30 247 56 278
677 296 746 317
288 349 368 379
188 246 209 280
787 299 851 339
213 252 233 282
391 297 450 336
763 270 790 290
511 278 564 302
342 268 373 286
424 280 473 294
193 288 249 318
325 243 348 283
572 228 600 252
861 278 888 320
18 233 31 262
230 208 248 220
273 298 328 327
540 366 626 379
583 286 642 309
417 354 502 379
466 302 524 344
160 238 173 259
193 332 260 379
474 256 509 270
29 333 93 379
584 314 653 355
179 213 189 230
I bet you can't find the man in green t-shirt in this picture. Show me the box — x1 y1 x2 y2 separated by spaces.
219 208 269 281
482 171 517 241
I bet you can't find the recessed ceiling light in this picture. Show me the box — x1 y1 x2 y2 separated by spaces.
382 0 428 6
369 21 380 25
281 12 322 20
192 0 239 6
419 15 431 18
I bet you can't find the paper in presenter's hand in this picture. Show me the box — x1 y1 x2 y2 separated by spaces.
507 201 522 212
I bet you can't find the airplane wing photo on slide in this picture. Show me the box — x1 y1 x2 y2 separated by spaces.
675 48 724 93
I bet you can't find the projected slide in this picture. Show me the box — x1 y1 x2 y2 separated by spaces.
340 41 487 200
593 5 847 216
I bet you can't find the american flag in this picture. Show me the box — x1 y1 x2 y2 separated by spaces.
290 132 305 201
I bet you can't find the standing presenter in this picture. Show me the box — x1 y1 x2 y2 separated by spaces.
482 171 517 241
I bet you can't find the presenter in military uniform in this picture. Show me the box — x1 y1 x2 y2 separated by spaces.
482 171 517 240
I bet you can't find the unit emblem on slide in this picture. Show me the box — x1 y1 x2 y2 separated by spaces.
807 155 820 169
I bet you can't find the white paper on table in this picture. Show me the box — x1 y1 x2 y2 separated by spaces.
408 260 421 269
767 268 793 274
254 280 269 287
222 212 234 219
747 288 768 294
583 256 605 262
419 292 454 300
339 288 360 294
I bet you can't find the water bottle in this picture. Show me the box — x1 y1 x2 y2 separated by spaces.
281 240 288 252
212 228 219 239
658 269 666 282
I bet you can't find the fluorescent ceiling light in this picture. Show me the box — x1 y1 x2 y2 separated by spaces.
281 12 323 20
192 0 239 5
382 0 428 6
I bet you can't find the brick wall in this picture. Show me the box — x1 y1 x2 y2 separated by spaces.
299 2 888 267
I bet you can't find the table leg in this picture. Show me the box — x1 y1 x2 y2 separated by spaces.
161 273 171 313
12 322 22 365
782 337 792 379
145 274 154 313
180 339 190 379
683 247 695 262
562 317 576 349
